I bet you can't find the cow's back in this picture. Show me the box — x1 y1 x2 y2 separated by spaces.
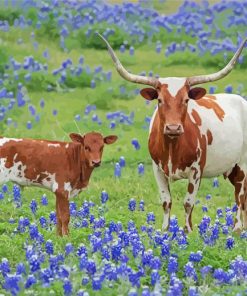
189 94 247 177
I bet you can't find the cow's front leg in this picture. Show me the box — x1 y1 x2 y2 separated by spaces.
152 161 172 230
184 168 201 233
55 191 70 236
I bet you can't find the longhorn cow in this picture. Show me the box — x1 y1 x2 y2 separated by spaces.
98 33 247 232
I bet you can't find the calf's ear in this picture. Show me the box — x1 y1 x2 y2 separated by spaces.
188 87 206 100
104 135 118 145
140 88 158 100
69 133 84 144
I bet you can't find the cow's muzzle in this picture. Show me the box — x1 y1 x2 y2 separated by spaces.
164 124 184 137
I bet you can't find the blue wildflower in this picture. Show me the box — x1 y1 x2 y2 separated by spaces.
63 278 73 295
41 194 48 205
189 251 203 263
45 240 54 255
226 236 235 250
167 256 178 274
128 198 136 211
101 190 109 204
25 275 36 288
30 199 38 214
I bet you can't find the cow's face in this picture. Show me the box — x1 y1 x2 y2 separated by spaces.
70 132 118 168
140 80 206 139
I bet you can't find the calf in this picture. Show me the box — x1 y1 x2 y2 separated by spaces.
0 132 118 235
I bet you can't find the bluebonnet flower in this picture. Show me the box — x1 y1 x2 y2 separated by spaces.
213 178 219 187
167 276 183 296
63 278 72 295
29 255 40 272
167 256 178 274
222 225 229 235
202 205 208 212
161 241 170 257
213 268 228 284
128 198 136 211
147 212 155 224
200 265 212 279
30 199 38 214
65 243 74 256
25 275 36 288
82 276 89 285
232 204 238 212
188 287 199 296
0 192 4 200
46 240 54 255
189 251 203 263
151 269 160 286
216 208 223 218
77 290 89 296
150 256 161 270
198 215 211 235
16 263 26 275
138 163 144 175
86 259 97 275
142 249 153 267
39 216 47 228
77 244 87 257
101 190 109 204
3 274 21 296
41 194 48 206
29 223 39 240
0 258 10 276
92 275 102 290
13 184 22 207
69 201 77 216
131 139 140 150
139 200 145 211
226 236 235 250
114 162 121 177
184 262 197 281
2 184 8 193
40 268 53 286
169 215 179 235
119 156 125 167
49 211 57 224
206 194 212 200
225 212 234 227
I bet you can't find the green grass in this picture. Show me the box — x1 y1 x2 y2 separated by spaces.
0 4 247 295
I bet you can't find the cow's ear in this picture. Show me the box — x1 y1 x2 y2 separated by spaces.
69 133 84 144
104 135 118 145
140 88 158 100
188 87 206 100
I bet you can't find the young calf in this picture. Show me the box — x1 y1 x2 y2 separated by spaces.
0 132 118 235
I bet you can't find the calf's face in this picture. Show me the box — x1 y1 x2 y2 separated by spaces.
70 132 118 168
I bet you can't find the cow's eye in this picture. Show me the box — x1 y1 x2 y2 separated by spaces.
158 98 162 105
85 146 90 152
185 98 189 104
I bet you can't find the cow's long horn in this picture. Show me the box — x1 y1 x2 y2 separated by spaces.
188 38 247 86
97 33 159 88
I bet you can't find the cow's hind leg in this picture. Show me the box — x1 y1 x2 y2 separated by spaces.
184 168 201 233
227 165 246 232
152 161 172 230
55 191 70 236
241 178 247 229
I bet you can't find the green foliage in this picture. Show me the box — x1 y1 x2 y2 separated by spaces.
75 23 132 50
63 72 93 89
0 8 21 25
0 47 8 75
36 12 60 40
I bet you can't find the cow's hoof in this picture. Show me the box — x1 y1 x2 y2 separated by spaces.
184 225 192 233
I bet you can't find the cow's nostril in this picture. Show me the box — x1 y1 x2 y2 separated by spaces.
92 160 101 166
165 124 184 135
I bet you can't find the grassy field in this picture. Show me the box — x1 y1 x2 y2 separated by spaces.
0 0 246 295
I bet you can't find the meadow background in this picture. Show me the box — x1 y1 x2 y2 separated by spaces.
0 0 246 295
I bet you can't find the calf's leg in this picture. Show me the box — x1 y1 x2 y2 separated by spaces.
55 191 70 236
152 161 172 230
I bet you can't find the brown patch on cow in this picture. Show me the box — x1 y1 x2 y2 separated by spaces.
188 183 194 194
163 201 172 212
191 109 201 126
206 129 213 145
205 95 216 100
196 97 225 121
184 202 194 229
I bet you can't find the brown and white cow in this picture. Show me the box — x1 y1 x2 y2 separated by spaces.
98 33 247 232
0 132 117 235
